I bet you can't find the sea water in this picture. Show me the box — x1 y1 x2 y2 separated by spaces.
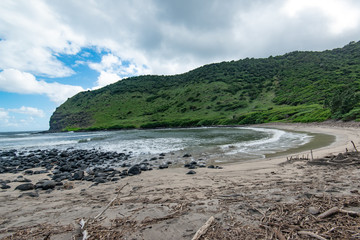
0 127 312 164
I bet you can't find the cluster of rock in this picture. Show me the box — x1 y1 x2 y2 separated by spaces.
0 148 131 174
183 159 223 174
0 148 223 193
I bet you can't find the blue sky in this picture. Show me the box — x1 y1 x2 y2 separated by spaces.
1 0 360 131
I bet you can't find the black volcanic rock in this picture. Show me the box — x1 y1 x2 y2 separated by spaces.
1 184 10 189
159 164 168 169
36 180 56 190
73 170 84 180
15 183 35 191
128 165 141 175
93 177 106 183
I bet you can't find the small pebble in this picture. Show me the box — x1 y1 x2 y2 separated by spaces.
308 206 320 215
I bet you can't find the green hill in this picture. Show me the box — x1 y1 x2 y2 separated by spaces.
49 41 360 131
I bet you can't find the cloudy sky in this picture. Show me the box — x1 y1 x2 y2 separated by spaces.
1 0 360 131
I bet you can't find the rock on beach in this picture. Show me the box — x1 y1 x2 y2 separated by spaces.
15 183 35 191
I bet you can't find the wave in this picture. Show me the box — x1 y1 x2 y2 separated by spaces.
3 140 79 150
78 136 108 143
0 127 312 162
97 137 186 155
220 127 312 157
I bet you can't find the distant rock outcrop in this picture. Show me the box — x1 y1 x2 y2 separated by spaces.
50 111 94 132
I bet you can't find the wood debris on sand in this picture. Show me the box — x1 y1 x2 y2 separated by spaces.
74 148 360 240
1 148 360 239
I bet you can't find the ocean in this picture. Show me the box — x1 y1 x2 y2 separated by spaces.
0 127 312 164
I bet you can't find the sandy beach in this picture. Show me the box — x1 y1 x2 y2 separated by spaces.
1 122 360 239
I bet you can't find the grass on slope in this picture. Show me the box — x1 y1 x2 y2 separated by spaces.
53 41 360 132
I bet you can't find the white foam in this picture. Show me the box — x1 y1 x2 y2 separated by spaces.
0 127 312 161
96 137 187 155
221 127 312 157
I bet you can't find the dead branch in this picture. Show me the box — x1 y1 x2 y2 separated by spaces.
339 209 360 217
316 206 360 221
318 207 340 219
298 231 327 240
77 183 129 240
94 183 129 220
192 216 215 240
351 140 358 152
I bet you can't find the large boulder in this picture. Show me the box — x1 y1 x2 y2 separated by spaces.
15 183 35 191
73 170 84 180
128 165 141 175
41 180 57 190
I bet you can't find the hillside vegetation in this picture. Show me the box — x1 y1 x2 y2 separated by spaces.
50 41 360 131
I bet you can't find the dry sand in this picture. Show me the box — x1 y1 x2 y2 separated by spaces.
1 122 360 239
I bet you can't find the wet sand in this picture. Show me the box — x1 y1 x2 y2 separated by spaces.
1 122 360 239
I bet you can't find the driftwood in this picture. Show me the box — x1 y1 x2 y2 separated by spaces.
96 183 128 220
351 140 358 152
94 190 125 220
78 183 129 240
298 231 327 240
318 207 340 219
339 209 360 217
192 216 215 240
317 206 360 219
308 145 360 166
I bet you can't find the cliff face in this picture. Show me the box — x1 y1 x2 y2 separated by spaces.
49 41 360 131
49 111 94 132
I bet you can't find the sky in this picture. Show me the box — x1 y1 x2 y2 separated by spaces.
1 0 360 131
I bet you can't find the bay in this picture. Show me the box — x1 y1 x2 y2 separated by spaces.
0 127 313 164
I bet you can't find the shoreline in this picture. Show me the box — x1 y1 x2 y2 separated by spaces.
259 122 359 161
1 122 360 239
0 123 339 165
203 122 359 171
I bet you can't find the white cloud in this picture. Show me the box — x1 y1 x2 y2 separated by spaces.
0 108 10 122
89 53 150 88
0 107 47 130
1 0 360 82
47 0 360 76
89 54 122 72
0 108 17 128
93 71 121 89
283 0 360 35
44 81 85 104
9 106 45 118
0 0 359 97
0 0 84 77
0 69 84 104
